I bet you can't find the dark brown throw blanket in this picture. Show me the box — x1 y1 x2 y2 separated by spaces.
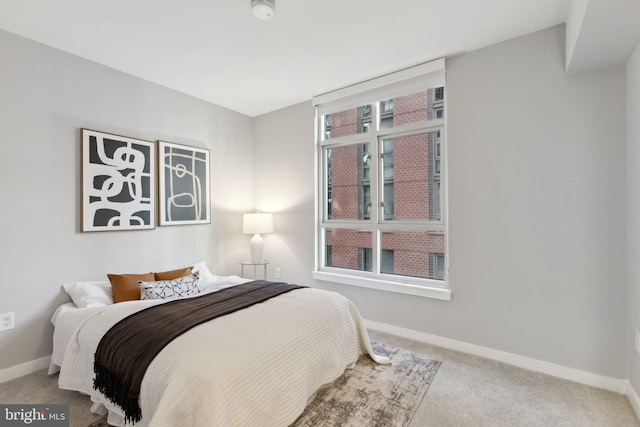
93 280 305 424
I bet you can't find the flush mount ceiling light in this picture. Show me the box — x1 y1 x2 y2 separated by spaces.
251 0 275 20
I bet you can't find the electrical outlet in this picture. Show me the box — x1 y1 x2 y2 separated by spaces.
275 267 282 280
0 312 15 331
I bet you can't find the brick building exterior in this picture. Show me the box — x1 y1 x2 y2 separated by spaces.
324 88 445 280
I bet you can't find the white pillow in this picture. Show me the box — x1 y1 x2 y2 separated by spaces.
189 261 220 291
139 272 200 300
62 281 114 308
201 275 251 294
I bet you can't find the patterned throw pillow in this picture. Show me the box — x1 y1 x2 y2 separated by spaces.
139 272 200 300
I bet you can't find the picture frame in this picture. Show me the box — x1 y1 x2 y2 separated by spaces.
158 141 211 226
82 129 156 232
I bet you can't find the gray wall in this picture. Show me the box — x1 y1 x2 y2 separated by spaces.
627 43 640 392
254 25 628 378
0 24 630 381
253 102 316 284
0 30 254 370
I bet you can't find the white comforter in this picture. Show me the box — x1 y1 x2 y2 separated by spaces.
55 283 389 426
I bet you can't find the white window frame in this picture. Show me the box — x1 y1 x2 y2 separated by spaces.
312 59 450 301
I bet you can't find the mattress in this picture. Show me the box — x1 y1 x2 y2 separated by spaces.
52 277 389 426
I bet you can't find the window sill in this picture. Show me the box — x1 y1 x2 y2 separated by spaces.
312 270 451 301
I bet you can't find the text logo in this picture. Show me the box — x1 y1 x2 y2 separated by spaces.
0 405 68 426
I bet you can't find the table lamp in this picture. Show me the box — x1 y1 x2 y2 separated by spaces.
243 212 273 263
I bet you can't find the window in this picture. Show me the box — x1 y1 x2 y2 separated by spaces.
360 248 394 274
435 87 444 100
313 59 449 300
381 249 395 274
358 105 372 134
360 248 372 271
324 114 332 140
380 99 394 129
430 253 445 280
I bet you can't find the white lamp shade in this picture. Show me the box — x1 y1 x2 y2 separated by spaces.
243 212 273 234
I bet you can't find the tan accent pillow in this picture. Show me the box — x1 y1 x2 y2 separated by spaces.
108 273 154 303
154 267 193 281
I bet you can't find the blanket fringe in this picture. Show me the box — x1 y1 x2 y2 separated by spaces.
93 359 142 424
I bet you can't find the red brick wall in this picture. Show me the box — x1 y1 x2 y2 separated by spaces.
331 109 359 138
325 229 371 270
393 134 429 220
394 92 428 126
330 144 359 219
382 231 444 278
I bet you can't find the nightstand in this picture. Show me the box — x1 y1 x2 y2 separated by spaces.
240 261 269 280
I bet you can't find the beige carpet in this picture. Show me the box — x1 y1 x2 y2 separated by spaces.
370 330 640 427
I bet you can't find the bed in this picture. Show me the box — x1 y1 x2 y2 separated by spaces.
49 264 389 426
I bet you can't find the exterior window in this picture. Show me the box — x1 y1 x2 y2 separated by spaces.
381 249 395 274
436 253 445 280
314 59 448 299
435 87 444 101
360 248 373 271
381 99 394 113
382 139 394 179
324 114 332 140
380 99 394 129
435 180 441 220
363 185 371 219
358 105 372 134
435 135 441 175
429 253 445 280
383 183 394 220
363 248 394 273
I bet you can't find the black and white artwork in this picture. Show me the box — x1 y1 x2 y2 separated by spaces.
82 129 155 232
158 141 210 226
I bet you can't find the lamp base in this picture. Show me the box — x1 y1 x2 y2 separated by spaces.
250 234 264 263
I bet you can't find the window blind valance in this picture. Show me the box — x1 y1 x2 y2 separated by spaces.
313 58 445 116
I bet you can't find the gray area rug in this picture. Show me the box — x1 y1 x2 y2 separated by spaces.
87 417 109 427
87 341 440 427
292 341 441 427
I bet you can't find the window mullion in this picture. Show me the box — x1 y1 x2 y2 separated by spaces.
322 147 330 222
373 229 381 275
377 222 444 232
320 132 372 148
369 135 380 225
368 129 380 274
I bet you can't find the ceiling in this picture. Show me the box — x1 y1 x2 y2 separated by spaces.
0 0 612 117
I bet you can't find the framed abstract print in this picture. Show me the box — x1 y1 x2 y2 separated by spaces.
158 141 211 226
82 129 155 232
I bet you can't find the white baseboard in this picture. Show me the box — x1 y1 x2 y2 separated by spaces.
365 319 627 394
627 381 640 419
0 356 51 384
